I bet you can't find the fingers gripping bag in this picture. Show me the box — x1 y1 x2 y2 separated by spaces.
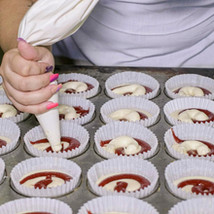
18 0 98 151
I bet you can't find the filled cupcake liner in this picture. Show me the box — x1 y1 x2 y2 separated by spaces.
0 94 29 123
10 157 81 197
0 119 21 155
105 71 160 99
168 197 214 214
165 159 214 199
94 121 158 159
100 96 160 127
77 195 159 214
59 95 95 125
87 156 159 198
163 97 214 126
58 73 99 98
24 120 89 158
0 198 73 214
165 74 214 99
0 158 5 183
164 123 214 160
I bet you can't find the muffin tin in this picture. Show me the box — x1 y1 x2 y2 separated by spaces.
0 66 213 213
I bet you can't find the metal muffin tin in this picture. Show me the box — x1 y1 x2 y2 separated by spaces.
0 66 213 213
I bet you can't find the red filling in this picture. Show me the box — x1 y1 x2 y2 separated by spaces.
171 128 214 157
112 85 153 95
0 138 7 148
174 87 211 96
177 179 214 195
61 79 94 94
87 211 93 214
20 171 72 189
98 173 150 192
178 108 214 123
100 137 151 155
30 136 80 153
23 212 52 214
59 106 89 120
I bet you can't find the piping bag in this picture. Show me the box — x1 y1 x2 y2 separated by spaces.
18 0 98 151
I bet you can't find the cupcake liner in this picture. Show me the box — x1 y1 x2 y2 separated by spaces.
0 158 5 183
165 74 214 99
77 195 159 214
24 120 89 158
0 119 21 155
10 157 82 197
0 94 29 123
105 71 160 99
0 76 5 95
100 96 160 127
163 97 214 126
87 156 159 198
168 198 214 214
0 198 72 214
58 73 99 98
165 159 214 199
94 121 158 159
59 95 95 125
164 123 214 160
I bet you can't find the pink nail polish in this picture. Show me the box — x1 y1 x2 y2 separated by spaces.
46 102 58 110
50 73 59 82
17 38 26 43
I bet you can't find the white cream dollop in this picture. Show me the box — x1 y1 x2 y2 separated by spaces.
0 136 11 145
60 81 88 93
58 104 79 120
112 84 146 96
0 104 17 118
177 86 204 97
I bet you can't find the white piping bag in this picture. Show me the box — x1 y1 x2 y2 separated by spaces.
18 0 99 151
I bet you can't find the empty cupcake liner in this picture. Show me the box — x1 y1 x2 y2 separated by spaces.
77 195 159 214
168 197 214 214
0 158 5 183
164 123 214 160
94 121 158 159
163 97 214 126
0 197 73 214
59 95 95 125
10 157 82 197
24 120 89 158
165 74 214 99
105 71 160 99
165 159 214 199
0 119 20 155
87 156 159 198
58 73 99 98
100 96 160 127
0 94 29 123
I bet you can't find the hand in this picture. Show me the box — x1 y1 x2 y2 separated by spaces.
0 39 61 114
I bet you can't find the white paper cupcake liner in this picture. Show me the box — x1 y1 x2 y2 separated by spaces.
168 197 214 214
87 156 159 198
164 123 214 160
24 120 89 158
0 198 73 214
77 195 159 214
165 74 214 99
0 76 6 95
10 157 82 197
100 96 160 127
163 97 214 126
94 121 158 159
59 95 95 125
165 159 214 199
58 73 99 98
0 158 5 183
105 71 160 99
0 119 20 155
0 94 29 123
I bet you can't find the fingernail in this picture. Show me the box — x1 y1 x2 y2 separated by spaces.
56 84 62 92
46 102 58 110
50 73 59 82
17 38 26 43
45 65 53 73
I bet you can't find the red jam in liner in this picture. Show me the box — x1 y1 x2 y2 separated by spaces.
0 138 7 148
20 171 72 189
177 179 214 195
87 211 93 214
178 108 214 123
119 111 148 121
61 79 94 94
173 87 211 96
171 128 214 157
112 85 153 96
98 173 150 192
23 212 52 214
30 137 80 153
59 106 89 120
100 138 151 155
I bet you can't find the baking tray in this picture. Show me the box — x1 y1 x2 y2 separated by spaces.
0 66 214 214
